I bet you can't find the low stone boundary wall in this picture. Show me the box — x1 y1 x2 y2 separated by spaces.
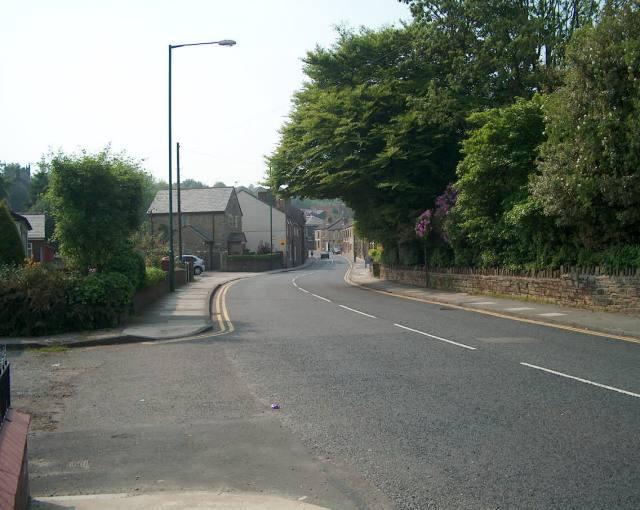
379 265 640 315
0 409 31 510
224 254 284 272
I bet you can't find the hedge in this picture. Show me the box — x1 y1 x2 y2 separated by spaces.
0 264 133 336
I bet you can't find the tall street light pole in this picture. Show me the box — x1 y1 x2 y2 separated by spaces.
168 39 236 292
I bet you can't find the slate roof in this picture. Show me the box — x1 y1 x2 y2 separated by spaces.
10 211 31 230
148 187 235 214
327 218 350 231
304 216 325 227
20 214 45 240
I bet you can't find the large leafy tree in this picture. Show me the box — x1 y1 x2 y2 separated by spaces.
46 149 146 272
531 3 640 248
448 97 551 266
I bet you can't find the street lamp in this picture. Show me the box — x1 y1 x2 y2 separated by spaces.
168 39 236 291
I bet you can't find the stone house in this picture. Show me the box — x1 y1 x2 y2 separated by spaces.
148 187 245 270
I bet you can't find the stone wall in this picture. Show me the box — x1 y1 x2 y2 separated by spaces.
224 254 284 272
379 265 640 315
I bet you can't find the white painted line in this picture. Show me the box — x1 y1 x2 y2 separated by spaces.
339 305 376 319
467 301 497 305
537 312 567 317
505 307 535 311
312 293 332 302
520 362 640 399
299 288 310 294
393 323 476 350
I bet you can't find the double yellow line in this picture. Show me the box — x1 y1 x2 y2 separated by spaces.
213 280 236 335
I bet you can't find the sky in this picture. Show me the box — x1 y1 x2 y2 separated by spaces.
0 0 411 188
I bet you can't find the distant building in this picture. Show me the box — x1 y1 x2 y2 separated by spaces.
19 214 54 262
239 189 305 267
148 187 245 270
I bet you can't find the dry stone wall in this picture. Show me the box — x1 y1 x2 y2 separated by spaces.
379 265 640 315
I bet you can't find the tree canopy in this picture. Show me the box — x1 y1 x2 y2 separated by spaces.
46 149 146 272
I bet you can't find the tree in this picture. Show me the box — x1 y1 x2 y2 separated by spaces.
181 178 207 189
0 201 24 265
212 181 227 188
46 149 146 272
531 3 640 248
447 97 549 266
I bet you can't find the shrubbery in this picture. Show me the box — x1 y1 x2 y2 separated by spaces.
104 249 146 290
0 264 133 336
0 201 25 266
144 266 166 287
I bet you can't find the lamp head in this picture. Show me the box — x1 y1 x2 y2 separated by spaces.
218 39 236 46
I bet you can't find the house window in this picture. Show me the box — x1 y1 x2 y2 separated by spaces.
27 242 33 259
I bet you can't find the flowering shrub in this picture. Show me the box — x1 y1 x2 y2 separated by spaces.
415 209 432 239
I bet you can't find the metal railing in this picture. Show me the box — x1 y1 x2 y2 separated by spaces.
0 345 10 429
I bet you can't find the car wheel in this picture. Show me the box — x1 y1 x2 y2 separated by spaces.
194 267 203 275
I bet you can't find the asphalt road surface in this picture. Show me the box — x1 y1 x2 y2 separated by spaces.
218 256 640 509
13 256 640 509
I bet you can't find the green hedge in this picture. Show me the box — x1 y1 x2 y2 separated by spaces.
104 249 146 290
0 264 134 336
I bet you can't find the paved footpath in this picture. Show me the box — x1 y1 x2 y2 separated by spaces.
347 259 640 342
2 263 313 349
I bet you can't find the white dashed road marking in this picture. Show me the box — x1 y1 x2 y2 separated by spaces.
504 307 535 311
338 305 376 319
393 323 476 350
312 294 332 302
521 362 640 399
537 312 567 317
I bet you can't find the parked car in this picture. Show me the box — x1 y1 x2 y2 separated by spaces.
332 246 342 254
179 254 205 275
320 251 330 259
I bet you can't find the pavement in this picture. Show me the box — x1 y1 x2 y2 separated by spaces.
346 258 640 342
31 491 331 509
2 261 314 349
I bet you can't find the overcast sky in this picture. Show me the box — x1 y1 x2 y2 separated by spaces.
1 0 410 187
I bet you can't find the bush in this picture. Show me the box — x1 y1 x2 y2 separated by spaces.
68 272 134 329
368 247 383 263
144 266 166 288
104 249 146 289
0 265 134 336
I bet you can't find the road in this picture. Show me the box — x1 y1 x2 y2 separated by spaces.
11 256 640 509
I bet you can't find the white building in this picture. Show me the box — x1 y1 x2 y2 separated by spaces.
237 189 286 255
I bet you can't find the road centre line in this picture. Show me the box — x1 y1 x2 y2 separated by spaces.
312 293 332 302
299 288 310 293
338 305 376 318
393 323 476 350
520 362 640 399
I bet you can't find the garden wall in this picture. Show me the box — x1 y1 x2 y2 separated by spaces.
224 254 284 272
379 265 640 315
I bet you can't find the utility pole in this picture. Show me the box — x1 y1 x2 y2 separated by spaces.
177 142 183 261
270 193 273 270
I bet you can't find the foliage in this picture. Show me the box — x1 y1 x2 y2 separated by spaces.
68 272 134 329
144 266 166 288
448 97 547 266
0 200 25 265
103 248 146 290
0 162 31 211
46 148 146 273
132 228 168 267
368 247 383 263
0 265 133 336
181 178 206 189
531 4 640 249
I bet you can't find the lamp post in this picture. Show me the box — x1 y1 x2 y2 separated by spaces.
168 39 236 291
